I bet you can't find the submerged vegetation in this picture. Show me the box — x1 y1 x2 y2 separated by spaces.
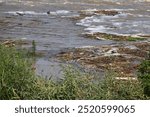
0 45 149 100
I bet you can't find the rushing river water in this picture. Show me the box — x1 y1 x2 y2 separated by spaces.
0 0 150 79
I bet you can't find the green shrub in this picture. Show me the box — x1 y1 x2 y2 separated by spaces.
138 60 150 97
0 45 35 99
49 69 145 100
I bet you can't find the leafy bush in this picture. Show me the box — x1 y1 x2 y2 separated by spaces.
138 60 150 97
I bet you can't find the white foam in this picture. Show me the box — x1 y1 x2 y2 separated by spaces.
85 25 109 33
76 8 150 36
113 22 123 27
76 16 102 27
76 22 91 27
77 46 94 49
82 9 98 12
76 16 94 27
61 14 80 18
50 10 70 15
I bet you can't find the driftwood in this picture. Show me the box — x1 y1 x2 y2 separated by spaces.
1 40 15 47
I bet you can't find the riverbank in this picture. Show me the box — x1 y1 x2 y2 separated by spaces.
0 45 149 100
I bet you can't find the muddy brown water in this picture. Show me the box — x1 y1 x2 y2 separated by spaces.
0 0 150 79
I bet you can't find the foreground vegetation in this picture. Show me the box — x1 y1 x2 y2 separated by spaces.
0 45 149 100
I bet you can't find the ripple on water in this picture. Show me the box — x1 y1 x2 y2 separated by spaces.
75 9 150 36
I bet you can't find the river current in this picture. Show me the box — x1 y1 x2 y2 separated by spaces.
0 0 150 79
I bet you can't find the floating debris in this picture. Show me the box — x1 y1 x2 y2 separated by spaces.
57 42 150 77
1 40 15 47
71 9 119 21
93 10 119 16
0 39 30 47
79 9 120 16
83 32 146 41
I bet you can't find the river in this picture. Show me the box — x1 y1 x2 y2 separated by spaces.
0 0 150 79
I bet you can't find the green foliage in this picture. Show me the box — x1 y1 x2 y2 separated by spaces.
0 45 147 100
138 60 150 97
100 73 145 99
127 37 144 41
0 45 37 99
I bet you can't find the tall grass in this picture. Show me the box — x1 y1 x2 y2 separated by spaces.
0 45 147 100
0 45 36 99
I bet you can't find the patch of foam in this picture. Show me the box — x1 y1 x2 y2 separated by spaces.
113 22 123 27
50 10 71 15
137 14 150 17
76 11 127 29
76 8 150 36
76 17 93 27
61 14 80 18
85 25 111 33
82 9 98 12
76 16 102 27
116 2 121 5
85 16 102 23
77 15 118 34
80 9 98 14
76 22 91 27
77 46 94 49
